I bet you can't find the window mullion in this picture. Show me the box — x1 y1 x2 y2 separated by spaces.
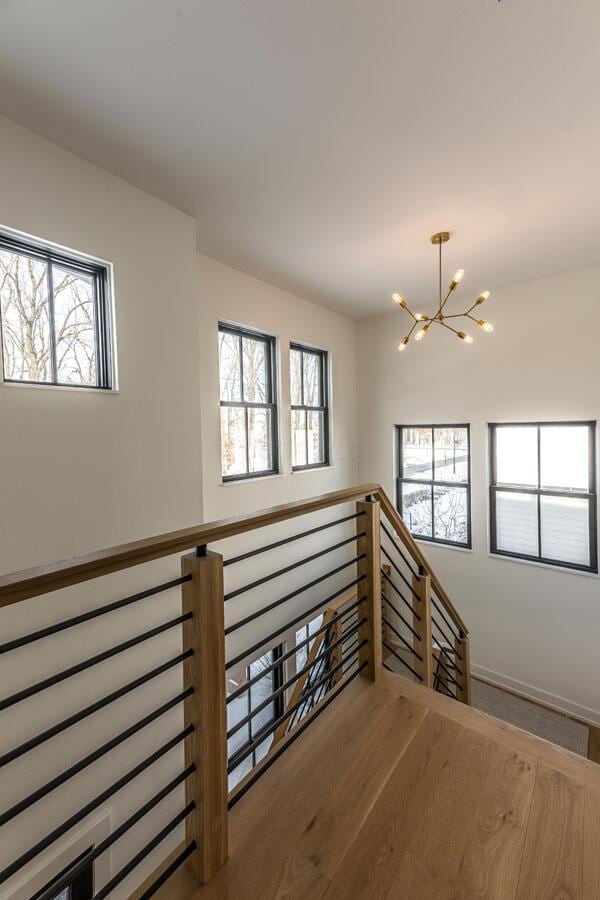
46 261 58 383
304 409 309 466
537 426 542 559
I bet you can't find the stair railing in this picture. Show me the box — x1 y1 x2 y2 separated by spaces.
0 483 468 897
374 488 471 704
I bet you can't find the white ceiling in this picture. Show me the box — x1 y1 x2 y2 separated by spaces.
1 0 600 318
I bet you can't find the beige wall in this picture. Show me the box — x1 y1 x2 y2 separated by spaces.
0 115 203 574
0 115 358 897
357 263 600 724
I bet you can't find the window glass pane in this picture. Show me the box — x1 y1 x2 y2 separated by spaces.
250 652 275 731
220 407 246 476
0 249 51 382
219 331 241 401
303 351 321 406
52 265 97 385
495 426 538 486
540 425 589 491
434 427 468 483
307 410 324 465
248 407 272 473
290 348 302 406
295 625 308 671
242 336 268 402
401 482 432 538
291 408 307 467
434 485 468 544
541 496 590 567
402 428 433 480
495 491 538 556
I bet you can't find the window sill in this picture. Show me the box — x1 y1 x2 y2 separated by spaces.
220 471 285 486
1 379 119 395
292 465 334 475
488 550 599 579
414 538 473 555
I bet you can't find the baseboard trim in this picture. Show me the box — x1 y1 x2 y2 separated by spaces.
470 663 600 729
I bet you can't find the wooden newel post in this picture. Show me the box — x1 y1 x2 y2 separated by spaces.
412 569 433 688
181 548 228 884
454 632 471 705
356 499 382 681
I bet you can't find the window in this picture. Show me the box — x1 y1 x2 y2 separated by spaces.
226 645 284 789
490 422 597 572
33 848 94 899
219 322 278 480
396 425 471 548
0 231 113 389
290 343 330 469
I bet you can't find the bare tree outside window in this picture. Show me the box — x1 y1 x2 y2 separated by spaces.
290 343 329 469
219 323 278 480
0 234 112 389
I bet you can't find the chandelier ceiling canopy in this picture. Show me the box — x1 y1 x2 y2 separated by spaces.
394 232 493 352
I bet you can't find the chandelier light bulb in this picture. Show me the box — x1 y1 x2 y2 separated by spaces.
392 293 406 307
415 323 430 341
457 331 474 344
449 268 465 290
477 320 494 332
398 336 409 351
415 313 427 321
476 290 491 305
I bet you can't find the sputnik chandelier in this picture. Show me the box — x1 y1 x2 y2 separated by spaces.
394 232 493 352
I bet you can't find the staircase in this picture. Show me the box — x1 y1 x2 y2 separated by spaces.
1 484 596 898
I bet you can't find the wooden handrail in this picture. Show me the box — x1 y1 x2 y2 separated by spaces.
373 488 468 636
0 482 467 638
0 483 379 608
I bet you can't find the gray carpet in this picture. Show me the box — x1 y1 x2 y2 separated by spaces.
471 678 589 757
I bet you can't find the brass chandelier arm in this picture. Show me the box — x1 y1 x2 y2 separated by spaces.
437 286 454 316
391 232 492 351
436 319 462 336
440 311 471 319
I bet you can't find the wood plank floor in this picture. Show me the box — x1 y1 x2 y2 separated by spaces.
155 671 600 899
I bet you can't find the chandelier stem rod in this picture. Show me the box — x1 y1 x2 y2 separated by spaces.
439 239 442 309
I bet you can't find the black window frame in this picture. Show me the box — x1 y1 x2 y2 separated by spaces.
218 321 279 482
33 846 94 899
396 423 472 549
489 421 598 574
290 342 330 471
0 231 113 390
227 644 285 782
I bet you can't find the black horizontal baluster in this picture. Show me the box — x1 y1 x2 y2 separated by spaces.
223 512 364 566
0 650 192 768
94 803 196 899
226 597 361 703
382 640 423 682
225 555 365 635
225 533 365 600
226 577 366 671
0 689 192 827
0 725 193 885
0 613 192 711
136 842 197 900
34 766 195 900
